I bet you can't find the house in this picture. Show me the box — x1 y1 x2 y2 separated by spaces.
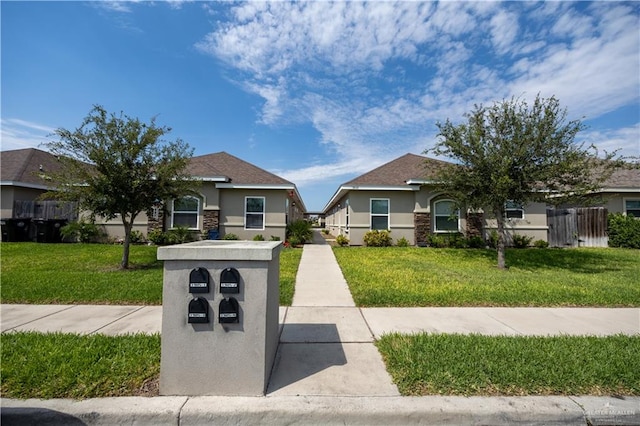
158 151 306 241
1 148 306 242
579 166 640 217
323 153 640 246
1 148 76 220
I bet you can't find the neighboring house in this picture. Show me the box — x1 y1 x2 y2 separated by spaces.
155 151 305 242
1 148 306 242
323 153 605 246
579 166 640 217
1 148 78 221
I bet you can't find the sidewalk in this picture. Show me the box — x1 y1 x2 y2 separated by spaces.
1 230 639 424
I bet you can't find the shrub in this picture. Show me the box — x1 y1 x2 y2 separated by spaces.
534 239 549 249
60 219 105 243
147 229 171 245
253 234 265 241
129 230 146 244
336 234 350 246
287 235 302 247
168 226 194 244
322 229 329 235
427 233 465 248
608 213 640 249
270 235 281 241
396 237 409 247
223 233 239 240
287 220 313 244
364 230 393 247
466 235 485 249
511 234 534 249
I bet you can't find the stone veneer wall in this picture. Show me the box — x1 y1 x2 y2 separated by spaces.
414 212 431 246
203 210 220 231
147 204 165 235
466 213 484 238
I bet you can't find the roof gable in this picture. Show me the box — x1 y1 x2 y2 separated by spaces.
0 148 65 188
344 153 452 186
188 152 293 185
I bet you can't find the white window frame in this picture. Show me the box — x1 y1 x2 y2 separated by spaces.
505 200 525 220
624 198 640 218
433 199 460 233
171 196 200 229
370 198 390 230
245 196 265 230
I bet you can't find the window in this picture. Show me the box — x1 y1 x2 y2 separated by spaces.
434 200 459 232
505 200 524 219
370 198 389 230
172 196 199 229
625 199 640 218
245 197 265 230
345 199 350 230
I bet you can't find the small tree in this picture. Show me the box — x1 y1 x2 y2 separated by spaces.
429 95 621 269
45 105 196 269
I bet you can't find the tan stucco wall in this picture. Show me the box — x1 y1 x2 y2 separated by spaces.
219 189 289 241
1 186 16 218
483 201 549 243
325 187 552 246
200 184 220 210
1 186 49 218
326 190 421 246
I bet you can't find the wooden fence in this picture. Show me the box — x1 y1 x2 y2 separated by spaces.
13 200 78 221
546 207 608 248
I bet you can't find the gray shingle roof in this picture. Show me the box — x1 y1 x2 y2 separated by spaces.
188 152 294 185
344 153 452 186
603 166 640 188
0 148 65 188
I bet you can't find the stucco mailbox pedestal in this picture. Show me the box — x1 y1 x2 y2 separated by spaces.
157 240 282 396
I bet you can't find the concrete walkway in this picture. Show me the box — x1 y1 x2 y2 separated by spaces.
1 230 639 424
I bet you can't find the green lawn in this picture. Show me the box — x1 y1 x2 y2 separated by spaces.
377 333 640 396
333 247 640 307
0 243 302 306
1 332 160 399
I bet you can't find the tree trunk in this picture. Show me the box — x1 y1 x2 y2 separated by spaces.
495 209 507 270
121 217 134 269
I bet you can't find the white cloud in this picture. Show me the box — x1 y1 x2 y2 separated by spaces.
489 10 519 55
1 119 55 151
197 1 639 186
579 124 640 159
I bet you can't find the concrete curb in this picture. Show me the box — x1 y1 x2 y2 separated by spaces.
2 396 639 425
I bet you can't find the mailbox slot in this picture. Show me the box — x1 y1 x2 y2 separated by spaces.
219 297 240 323
188 297 209 323
220 267 240 294
189 268 210 293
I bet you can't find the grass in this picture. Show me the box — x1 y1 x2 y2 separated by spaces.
333 247 640 307
0 243 303 306
279 247 302 306
376 333 640 396
1 332 160 399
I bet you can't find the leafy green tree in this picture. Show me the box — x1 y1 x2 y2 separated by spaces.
429 95 621 269
45 105 195 269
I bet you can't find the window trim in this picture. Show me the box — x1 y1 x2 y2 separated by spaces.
505 200 525 220
244 196 266 230
624 198 640 218
433 199 460 233
171 196 200 230
370 198 390 230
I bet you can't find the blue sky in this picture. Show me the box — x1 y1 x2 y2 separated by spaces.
2 1 639 211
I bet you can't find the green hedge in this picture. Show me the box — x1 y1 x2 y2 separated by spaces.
608 213 640 249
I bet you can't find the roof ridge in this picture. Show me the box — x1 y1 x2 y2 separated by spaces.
15 148 37 181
